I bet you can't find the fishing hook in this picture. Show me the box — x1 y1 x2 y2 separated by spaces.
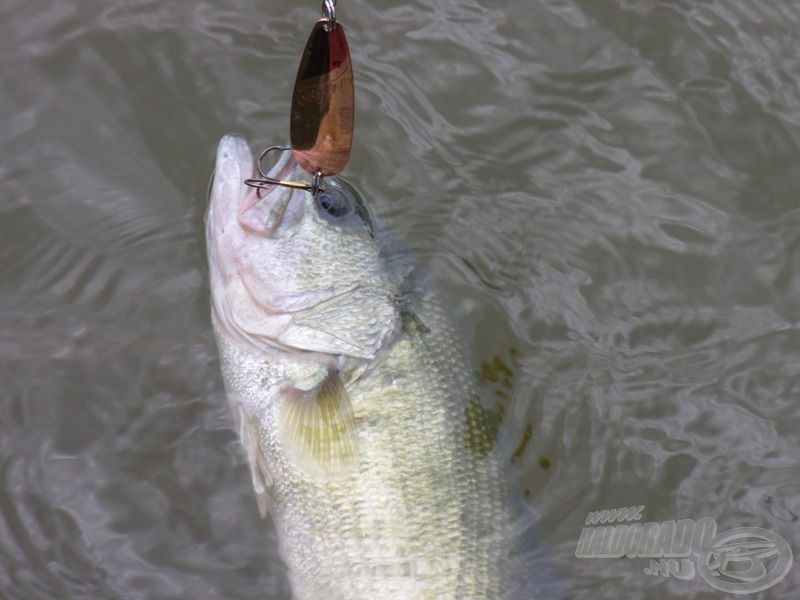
244 146 324 195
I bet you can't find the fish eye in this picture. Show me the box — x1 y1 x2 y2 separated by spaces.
316 189 352 219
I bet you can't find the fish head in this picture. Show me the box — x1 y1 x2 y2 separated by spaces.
206 135 402 360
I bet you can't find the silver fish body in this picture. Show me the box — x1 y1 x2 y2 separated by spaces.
206 135 562 599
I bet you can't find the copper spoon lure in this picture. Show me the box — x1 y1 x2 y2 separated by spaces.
246 0 354 195
291 0 354 178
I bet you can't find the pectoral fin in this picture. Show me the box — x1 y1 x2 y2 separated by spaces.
239 408 273 518
277 369 360 481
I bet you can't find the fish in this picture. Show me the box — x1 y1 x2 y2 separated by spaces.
205 134 565 599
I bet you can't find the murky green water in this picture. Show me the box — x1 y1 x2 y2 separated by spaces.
2 1 800 598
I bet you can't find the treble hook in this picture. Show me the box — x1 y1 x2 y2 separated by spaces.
244 146 325 195
244 0 350 197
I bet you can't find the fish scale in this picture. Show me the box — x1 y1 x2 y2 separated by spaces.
207 135 563 599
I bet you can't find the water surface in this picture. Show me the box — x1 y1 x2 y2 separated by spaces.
2 1 800 598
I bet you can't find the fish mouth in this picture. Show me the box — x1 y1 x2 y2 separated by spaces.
238 149 296 235
207 135 313 241
207 134 307 207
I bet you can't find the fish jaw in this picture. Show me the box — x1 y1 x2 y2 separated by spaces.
207 134 252 235
206 134 254 290
205 134 300 353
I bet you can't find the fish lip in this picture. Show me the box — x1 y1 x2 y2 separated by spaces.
218 133 253 200
206 134 254 231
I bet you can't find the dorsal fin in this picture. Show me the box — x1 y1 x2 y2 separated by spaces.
277 369 360 480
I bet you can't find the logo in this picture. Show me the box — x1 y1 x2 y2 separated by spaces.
575 506 793 594
698 527 793 594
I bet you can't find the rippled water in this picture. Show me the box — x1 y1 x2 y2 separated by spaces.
3 0 800 598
